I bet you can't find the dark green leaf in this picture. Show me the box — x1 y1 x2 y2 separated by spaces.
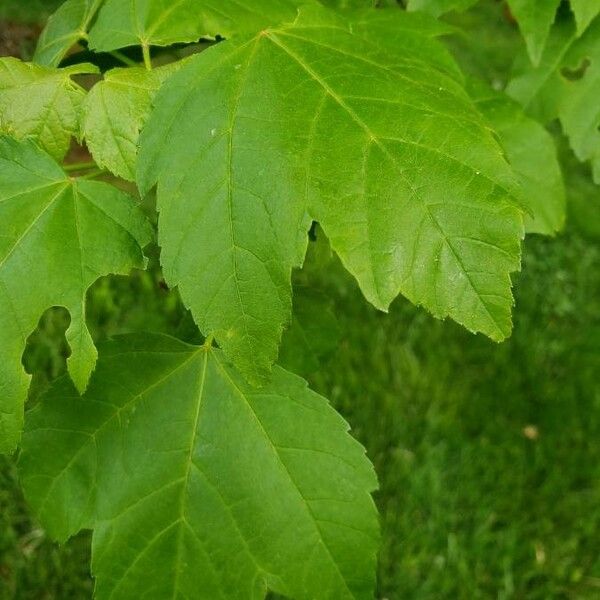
279 287 340 374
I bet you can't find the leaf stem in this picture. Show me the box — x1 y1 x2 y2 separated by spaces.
78 168 106 180
109 50 139 68
64 161 97 172
142 43 152 70
203 333 215 350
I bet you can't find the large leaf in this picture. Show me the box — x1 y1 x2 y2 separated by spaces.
34 0 104 67
470 81 565 235
19 333 379 599
0 57 97 161
0 136 151 453
506 0 561 66
87 0 306 52
138 6 524 383
82 63 181 180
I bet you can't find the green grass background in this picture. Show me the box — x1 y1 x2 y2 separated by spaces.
1 1 600 598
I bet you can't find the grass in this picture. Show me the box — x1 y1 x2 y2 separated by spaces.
310 224 600 599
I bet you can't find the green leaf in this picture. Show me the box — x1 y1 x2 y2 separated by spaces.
82 63 181 181
506 0 561 66
506 17 575 122
0 136 151 453
508 16 600 183
343 7 462 80
406 0 478 18
0 57 97 161
19 333 379 599
570 0 600 35
279 287 340 375
87 0 306 52
34 0 104 67
558 135 600 241
470 81 565 235
138 6 524 382
553 18 600 183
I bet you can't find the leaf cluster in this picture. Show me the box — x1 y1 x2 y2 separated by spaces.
0 0 595 597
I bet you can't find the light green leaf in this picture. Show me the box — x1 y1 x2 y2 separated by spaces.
0 57 97 161
506 0 561 66
406 0 478 18
139 6 524 382
570 0 600 35
508 16 600 183
34 0 104 67
19 333 379 599
554 18 600 183
0 136 151 453
279 287 340 375
470 81 565 235
87 0 306 52
506 17 575 122
82 63 181 181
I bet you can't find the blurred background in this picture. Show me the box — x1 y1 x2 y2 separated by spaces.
1 1 599 598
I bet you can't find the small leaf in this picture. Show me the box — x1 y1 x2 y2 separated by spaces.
0 57 97 161
139 6 524 383
0 136 151 453
508 16 600 183
507 17 576 122
470 81 565 235
19 333 379 599
506 0 561 66
34 0 104 67
82 63 182 181
554 18 600 183
570 0 600 36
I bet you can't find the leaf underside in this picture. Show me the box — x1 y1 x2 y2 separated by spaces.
138 6 524 383
19 333 379 600
0 136 151 453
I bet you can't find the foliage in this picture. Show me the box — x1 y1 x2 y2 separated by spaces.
0 0 598 598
